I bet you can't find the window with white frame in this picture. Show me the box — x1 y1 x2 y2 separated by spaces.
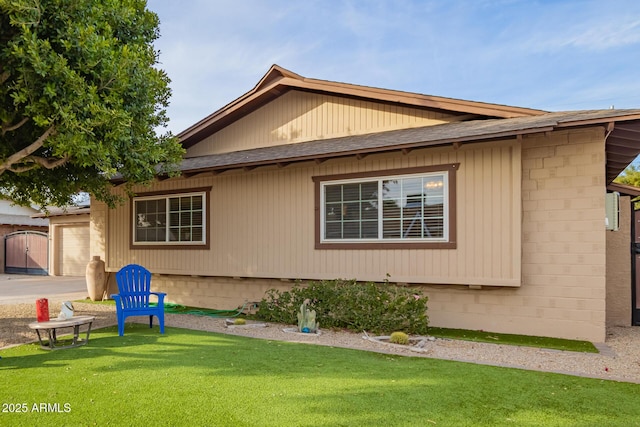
133 191 207 245
314 165 457 248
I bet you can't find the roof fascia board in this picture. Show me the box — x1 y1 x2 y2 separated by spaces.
178 78 288 142
555 113 640 128
253 65 303 91
294 77 545 118
178 65 296 141
607 182 640 197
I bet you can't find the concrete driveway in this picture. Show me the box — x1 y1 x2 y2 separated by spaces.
0 274 88 305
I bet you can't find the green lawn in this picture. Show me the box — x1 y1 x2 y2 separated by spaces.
427 327 598 352
1 324 638 426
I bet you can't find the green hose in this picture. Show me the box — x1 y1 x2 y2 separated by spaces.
150 301 249 318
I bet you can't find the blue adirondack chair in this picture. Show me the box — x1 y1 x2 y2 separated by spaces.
112 264 166 336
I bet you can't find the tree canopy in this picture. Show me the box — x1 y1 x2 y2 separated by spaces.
0 0 184 207
615 163 640 187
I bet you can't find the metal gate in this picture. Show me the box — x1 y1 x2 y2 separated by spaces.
4 231 49 275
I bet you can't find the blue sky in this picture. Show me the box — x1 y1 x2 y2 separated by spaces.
147 0 640 135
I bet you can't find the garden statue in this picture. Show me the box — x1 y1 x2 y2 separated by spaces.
297 300 319 333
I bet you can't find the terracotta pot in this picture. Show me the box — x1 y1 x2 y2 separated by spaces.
86 256 106 301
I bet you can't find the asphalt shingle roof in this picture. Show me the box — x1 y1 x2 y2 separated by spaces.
177 109 640 179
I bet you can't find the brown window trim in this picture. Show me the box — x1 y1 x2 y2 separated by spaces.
312 164 458 250
129 186 212 250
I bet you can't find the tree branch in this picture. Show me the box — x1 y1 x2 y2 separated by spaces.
0 70 9 86
0 125 56 173
1 117 29 136
7 155 70 173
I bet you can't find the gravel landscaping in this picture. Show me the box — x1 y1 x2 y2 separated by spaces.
2 302 640 384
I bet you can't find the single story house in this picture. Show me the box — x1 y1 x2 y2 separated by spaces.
91 65 640 342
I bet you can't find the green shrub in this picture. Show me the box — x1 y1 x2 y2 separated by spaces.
255 279 428 334
389 331 409 345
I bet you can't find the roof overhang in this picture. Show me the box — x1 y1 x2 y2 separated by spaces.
124 109 640 185
0 214 49 226
32 206 91 218
607 182 640 197
604 120 640 182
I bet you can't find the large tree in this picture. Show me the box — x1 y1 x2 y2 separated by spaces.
0 0 184 207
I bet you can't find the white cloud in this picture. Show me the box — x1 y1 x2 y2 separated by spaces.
146 0 640 134
526 18 640 52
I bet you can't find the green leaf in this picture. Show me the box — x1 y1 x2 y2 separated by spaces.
0 0 183 207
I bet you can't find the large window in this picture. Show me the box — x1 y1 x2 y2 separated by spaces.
132 189 209 247
313 165 457 249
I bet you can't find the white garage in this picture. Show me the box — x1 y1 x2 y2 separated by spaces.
35 206 91 276
56 223 90 276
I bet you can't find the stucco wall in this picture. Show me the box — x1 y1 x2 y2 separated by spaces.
606 196 632 326
394 127 606 341
411 127 606 342
519 127 606 340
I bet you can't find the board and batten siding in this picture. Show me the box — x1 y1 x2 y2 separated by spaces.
185 90 458 157
99 140 521 287
92 126 611 341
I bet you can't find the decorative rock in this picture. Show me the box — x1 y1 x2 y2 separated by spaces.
361 332 434 353
224 319 267 329
283 327 322 336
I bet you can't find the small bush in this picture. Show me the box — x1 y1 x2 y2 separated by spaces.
255 279 428 335
389 331 409 345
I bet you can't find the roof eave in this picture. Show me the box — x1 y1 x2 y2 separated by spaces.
171 111 640 186
607 182 640 197
179 128 549 178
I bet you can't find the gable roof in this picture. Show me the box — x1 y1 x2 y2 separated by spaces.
178 65 546 149
109 66 640 186
168 109 640 184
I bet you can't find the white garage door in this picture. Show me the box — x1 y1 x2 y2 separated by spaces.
57 224 90 276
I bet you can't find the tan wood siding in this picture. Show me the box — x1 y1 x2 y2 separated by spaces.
186 90 458 157
57 224 90 276
93 126 611 341
104 140 521 286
